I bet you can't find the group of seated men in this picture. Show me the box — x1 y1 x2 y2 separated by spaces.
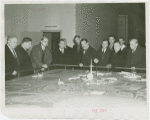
5 34 146 80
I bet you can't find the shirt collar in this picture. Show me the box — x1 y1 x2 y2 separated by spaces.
115 49 120 54
102 47 106 50
21 44 27 51
110 44 113 47
85 45 89 51
59 47 64 51
121 44 126 50
41 45 45 50
7 44 13 50
132 46 137 52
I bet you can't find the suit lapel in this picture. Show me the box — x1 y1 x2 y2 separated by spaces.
6 45 17 60
132 46 139 61
112 50 120 62
20 45 29 56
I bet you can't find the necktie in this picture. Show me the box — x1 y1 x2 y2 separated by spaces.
12 49 19 64
110 45 113 50
102 49 105 62
41 49 45 63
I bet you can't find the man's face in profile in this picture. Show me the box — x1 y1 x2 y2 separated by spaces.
41 38 48 47
25 41 32 50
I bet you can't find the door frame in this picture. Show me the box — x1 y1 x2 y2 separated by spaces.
40 30 62 38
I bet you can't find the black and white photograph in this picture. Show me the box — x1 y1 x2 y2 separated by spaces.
1 0 149 119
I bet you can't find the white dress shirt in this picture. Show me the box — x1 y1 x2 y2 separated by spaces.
41 45 45 51
83 45 89 54
59 48 64 54
102 48 106 53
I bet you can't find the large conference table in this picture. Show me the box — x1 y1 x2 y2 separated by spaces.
4 67 148 119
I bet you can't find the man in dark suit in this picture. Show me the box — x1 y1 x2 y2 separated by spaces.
5 35 19 80
53 39 69 65
63 38 73 65
106 42 125 71
108 35 115 52
94 40 111 67
79 38 96 67
15 37 34 77
72 35 82 65
30 36 52 73
125 39 146 72
119 37 128 60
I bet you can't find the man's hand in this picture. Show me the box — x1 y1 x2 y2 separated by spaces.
94 58 99 64
79 63 83 67
42 64 48 68
12 70 17 76
41 68 45 71
131 67 136 70
106 64 111 68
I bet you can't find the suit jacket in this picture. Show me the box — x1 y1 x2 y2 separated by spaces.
72 44 82 65
15 45 34 77
108 50 125 69
53 47 69 65
65 45 73 65
125 45 146 68
96 47 111 66
121 46 128 60
30 43 52 69
80 46 96 66
5 45 19 80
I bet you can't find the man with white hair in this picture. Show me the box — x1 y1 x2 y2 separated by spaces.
106 42 125 71
5 35 19 80
125 39 146 71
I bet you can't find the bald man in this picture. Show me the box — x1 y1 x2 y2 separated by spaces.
125 39 146 71
5 36 19 80
106 42 125 71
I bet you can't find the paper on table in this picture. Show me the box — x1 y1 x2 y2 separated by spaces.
90 91 105 95
68 76 80 80
104 77 117 81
